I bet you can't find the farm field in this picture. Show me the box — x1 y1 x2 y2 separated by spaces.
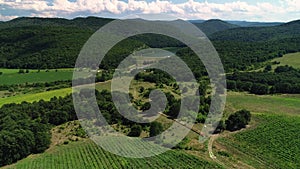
271 52 300 69
4 140 222 169
0 80 113 107
0 88 72 107
216 114 300 168
225 92 300 116
0 69 74 85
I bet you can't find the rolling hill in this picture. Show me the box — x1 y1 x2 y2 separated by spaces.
193 19 239 35
0 17 299 72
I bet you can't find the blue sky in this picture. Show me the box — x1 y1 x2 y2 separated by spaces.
0 0 299 21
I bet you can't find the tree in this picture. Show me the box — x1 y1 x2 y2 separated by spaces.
225 109 251 131
149 122 163 137
214 120 226 134
141 102 151 111
128 125 142 137
250 83 269 95
18 69 25 74
264 65 272 72
227 80 237 90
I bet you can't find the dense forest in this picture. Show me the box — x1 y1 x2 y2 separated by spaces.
1 17 300 72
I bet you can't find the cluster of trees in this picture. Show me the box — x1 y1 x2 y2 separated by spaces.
1 89 166 166
227 65 300 94
0 95 75 166
18 69 30 74
214 109 251 133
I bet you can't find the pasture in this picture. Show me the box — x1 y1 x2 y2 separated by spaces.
225 92 300 116
0 69 74 85
0 88 72 107
271 52 300 69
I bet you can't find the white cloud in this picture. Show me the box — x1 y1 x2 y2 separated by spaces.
0 14 18 21
0 0 299 21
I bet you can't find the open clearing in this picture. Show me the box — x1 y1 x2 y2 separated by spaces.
271 52 300 69
0 81 113 107
225 92 300 116
0 88 72 107
0 69 74 85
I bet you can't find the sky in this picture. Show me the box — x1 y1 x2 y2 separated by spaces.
0 0 299 22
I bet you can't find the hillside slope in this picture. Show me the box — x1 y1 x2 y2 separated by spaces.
194 19 239 35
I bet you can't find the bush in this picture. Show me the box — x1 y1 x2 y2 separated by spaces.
149 122 163 137
226 109 251 131
128 125 142 137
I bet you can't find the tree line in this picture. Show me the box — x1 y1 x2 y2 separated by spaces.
227 65 300 94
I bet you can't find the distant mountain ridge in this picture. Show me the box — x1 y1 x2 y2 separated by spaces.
0 16 299 71
0 16 113 30
189 19 284 27
193 19 239 35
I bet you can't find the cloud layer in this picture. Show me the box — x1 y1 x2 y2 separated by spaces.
0 0 299 21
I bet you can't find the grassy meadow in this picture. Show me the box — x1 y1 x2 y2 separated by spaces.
271 52 300 69
225 92 300 116
0 69 74 85
0 88 72 107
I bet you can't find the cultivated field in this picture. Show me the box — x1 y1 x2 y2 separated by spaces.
5 140 221 169
216 114 300 168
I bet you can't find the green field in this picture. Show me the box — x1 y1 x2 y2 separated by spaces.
0 81 113 107
218 114 300 168
214 92 300 168
271 52 300 69
226 92 300 116
5 140 221 169
0 88 72 107
0 69 74 85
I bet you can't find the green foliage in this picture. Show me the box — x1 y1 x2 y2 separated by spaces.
128 124 142 137
194 19 239 35
227 66 300 94
149 122 163 137
225 109 251 131
208 20 300 71
264 64 272 72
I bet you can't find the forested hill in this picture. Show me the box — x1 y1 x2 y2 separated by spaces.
0 16 113 31
0 17 299 71
210 20 300 42
208 20 300 71
194 19 239 35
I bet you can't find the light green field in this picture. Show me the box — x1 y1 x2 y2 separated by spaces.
225 92 300 116
0 69 74 85
0 81 113 107
271 52 300 69
0 88 72 107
